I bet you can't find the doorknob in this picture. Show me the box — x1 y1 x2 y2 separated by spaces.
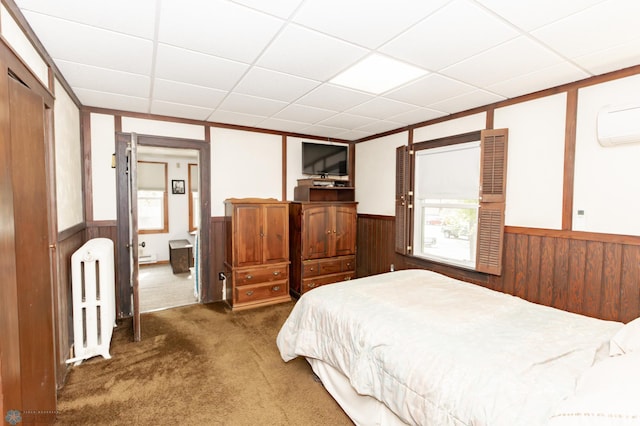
139 241 146 248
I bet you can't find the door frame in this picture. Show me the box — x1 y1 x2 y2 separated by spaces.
115 132 211 320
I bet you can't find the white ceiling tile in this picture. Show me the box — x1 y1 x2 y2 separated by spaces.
234 67 320 102
273 104 337 123
300 124 351 139
150 100 214 121
380 0 518 71
532 0 640 59
346 97 418 120
292 0 448 49
256 24 368 81
56 60 150 98
230 0 304 19
153 79 227 109
335 129 374 140
208 110 266 127
573 37 640 75
15 0 157 38
21 11 153 75
297 84 374 111
386 74 476 106
487 62 590 98
257 118 310 133
317 113 376 130
158 0 284 64
355 120 405 134
388 107 447 125
73 88 149 113
155 44 249 90
428 90 505 114
475 0 606 31
441 37 562 87
218 93 288 116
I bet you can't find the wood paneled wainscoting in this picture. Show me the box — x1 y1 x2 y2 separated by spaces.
355 215 640 324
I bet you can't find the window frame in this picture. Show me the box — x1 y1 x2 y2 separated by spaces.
395 129 508 275
188 162 199 232
137 160 169 234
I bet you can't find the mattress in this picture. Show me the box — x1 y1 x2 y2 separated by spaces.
277 269 623 426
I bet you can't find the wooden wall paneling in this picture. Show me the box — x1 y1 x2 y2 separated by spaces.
526 235 542 303
552 238 570 312
500 233 516 294
602 243 622 321
620 245 640 323
356 215 394 277
513 234 529 299
583 241 604 319
567 240 587 315
206 217 225 303
538 237 556 307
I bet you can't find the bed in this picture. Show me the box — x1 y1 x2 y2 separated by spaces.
276 269 640 425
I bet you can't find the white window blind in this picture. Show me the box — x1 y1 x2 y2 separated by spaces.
415 142 480 200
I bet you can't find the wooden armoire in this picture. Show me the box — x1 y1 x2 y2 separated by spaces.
289 180 357 297
224 198 291 310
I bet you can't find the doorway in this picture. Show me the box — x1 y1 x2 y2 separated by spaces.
115 133 211 332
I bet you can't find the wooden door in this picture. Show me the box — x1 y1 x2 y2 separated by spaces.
127 134 141 341
233 204 263 266
262 204 288 263
3 74 56 421
333 205 357 257
303 205 331 259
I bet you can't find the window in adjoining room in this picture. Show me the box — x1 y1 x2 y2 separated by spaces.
137 161 168 234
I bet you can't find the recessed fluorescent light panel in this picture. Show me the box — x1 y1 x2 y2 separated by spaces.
330 54 427 94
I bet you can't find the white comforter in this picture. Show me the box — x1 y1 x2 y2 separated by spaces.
276 269 622 426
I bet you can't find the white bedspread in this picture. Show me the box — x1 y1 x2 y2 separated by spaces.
276 269 622 426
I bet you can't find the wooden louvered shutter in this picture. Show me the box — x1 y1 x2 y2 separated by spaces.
476 129 508 275
395 145 410 254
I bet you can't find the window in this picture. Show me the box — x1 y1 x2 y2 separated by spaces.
137 161 168 234
396 129 508 275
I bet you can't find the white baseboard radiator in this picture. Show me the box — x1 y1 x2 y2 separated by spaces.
67 238 116 366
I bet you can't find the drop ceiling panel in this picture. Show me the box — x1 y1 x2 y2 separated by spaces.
153 79 227 109
230 0 304 19
388 108 447 125
488 62 589 98
441 36 563 88
234 67 320 102
257 118 310 133
56 60 150 98
16 0 157 38
158 0 284 63
292 0 449 49
73 88 149 113
217 93 288 116
573 37 640 75
21 11 154 75
386 74 475 107
150 100 214 121
317 113 376 130
154 44 249 90
427 89 505 114
208 110 266 127
380 0 518 71
355 120 406 134
346 98 418 120
256 24 368 81
273 104 337 123
300 124 352 138
297 84 374 111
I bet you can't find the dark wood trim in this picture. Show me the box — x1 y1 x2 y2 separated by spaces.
86 220 117 227
81 110 93 221
114 114 122 133
485 107 494 129
58 222 85 240
505 225 640 245
413 130 481 149
0 36 53 106
358 213 394 221
83 106 351 143
356 64 640 143
204 125 210 142
282 135 287 200
562 89 578 231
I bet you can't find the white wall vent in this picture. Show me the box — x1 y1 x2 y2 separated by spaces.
597 104 640 147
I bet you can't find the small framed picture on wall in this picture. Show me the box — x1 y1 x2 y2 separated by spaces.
172 179 185 194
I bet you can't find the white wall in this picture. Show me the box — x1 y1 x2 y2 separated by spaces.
54 79 83 230
574 74 640 236
495 94 567 229
413 112 486 142
91 113 117 220
210 127 282 216
355 132 407 216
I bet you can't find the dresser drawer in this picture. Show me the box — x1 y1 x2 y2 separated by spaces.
302 271 355 293
341 255 355 272
234 264 288 286
318 258 342 275
234 280 288 304
303 261 320 277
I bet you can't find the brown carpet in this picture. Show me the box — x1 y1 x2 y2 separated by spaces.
55 301 353 425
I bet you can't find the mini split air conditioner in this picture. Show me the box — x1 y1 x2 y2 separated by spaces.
597 104 640 147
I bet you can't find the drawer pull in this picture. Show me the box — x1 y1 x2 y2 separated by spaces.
273 271 280 276
308 283 317 288
309 267 315 271
272 285 281 292
246 290 254 296
344 277 351 281
326 230 331 234
246 274 253 280
345 263 351 268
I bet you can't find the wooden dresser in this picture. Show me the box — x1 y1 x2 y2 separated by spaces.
224 198 291 310
289 181 357 296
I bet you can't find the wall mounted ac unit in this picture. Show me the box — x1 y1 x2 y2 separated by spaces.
597 104 640 147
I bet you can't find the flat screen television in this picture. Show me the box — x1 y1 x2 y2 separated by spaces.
302 142 348 177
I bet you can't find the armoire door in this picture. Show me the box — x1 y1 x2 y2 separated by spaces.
233 204 263 266
333 205 357 257
262 204 289 263
303 205 332 259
